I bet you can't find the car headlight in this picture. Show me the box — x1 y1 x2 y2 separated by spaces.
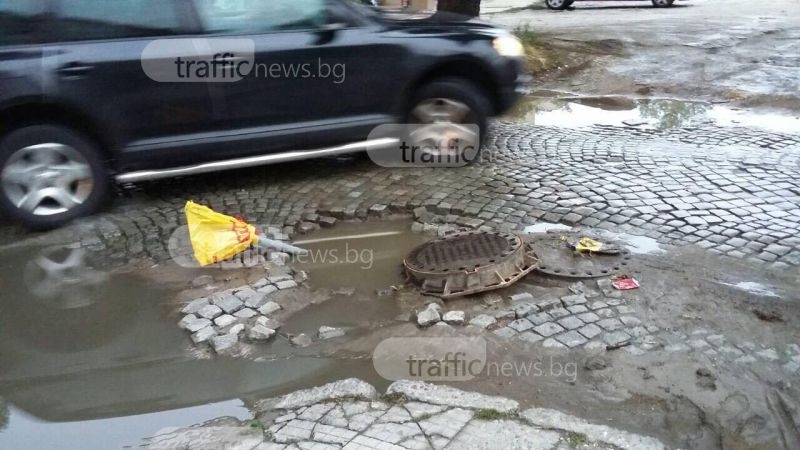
493 34 525 58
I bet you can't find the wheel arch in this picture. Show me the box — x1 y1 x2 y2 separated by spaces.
0 100 117 161
401 58 501 117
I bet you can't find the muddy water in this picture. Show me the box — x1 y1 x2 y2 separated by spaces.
0 220 425 449
507 95 800 133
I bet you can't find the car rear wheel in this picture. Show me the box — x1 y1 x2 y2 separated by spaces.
546 0 569 10
652 0 675 7
407 78 490 166
0 125 110 230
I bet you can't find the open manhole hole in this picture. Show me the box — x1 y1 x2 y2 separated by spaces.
528 234 632 278
404 231 538 299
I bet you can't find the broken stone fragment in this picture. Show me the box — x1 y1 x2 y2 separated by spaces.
191 325 216 344
318 326 346 340
181 297 209 315
197 304 223 320
290 333 313 348
509 292 534 303
258 301 281 315
211 333 238 353
276 280 298 290
416 303 442 327
318 216 337 228
442 310 466 325
256 316 282 330
249 325 277 341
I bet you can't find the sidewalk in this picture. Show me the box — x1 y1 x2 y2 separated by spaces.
142 378 665 450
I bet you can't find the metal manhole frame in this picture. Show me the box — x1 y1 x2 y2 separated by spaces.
527 233 632 278
404 231 539 299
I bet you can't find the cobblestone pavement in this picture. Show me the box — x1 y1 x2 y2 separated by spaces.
142 378 665 450
2 121 798 267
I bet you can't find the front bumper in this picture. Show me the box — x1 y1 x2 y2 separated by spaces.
497 73 532 114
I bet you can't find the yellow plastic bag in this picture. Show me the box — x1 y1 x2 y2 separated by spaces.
185 201 258 266
575 237 603 253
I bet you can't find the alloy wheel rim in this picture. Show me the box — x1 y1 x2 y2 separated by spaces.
1 143 93 216
548 0 566 8
410 98 479 159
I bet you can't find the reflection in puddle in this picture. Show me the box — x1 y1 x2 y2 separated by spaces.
0 239 395 450
293 219 427 293
507 96 800 133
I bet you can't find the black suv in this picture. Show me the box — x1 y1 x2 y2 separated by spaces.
0 0 525 229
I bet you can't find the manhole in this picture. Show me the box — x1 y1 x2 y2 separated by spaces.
404 231 538 299
528 234 631 278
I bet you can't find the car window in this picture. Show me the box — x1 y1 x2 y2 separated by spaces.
0 0 46 46
54 0 183 42
194 0 327 35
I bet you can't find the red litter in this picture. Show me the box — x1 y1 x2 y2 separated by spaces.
612 277 640 290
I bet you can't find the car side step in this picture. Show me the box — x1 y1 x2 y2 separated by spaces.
115 138 398 183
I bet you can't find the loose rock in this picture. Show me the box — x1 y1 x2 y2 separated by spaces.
214 314 237 328
442 310 466 325
290 333 313 348
318 326 346 340
249 325 277 341
416 303 443 327
211 333 238 353
191 326 216 344
259 301 282 315
182 298 210 315
197 305 223 320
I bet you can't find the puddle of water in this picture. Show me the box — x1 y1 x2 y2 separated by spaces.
0 242 391 449
523 222 573 234
506 96 800 134
293 219 427 293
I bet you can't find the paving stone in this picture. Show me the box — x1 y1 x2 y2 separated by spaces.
533 322 565 337
191 325 216 344
416 303 442 327
548 308 570 319
197 304 224 320
542 338 567 349
213 314 237 328
577 312 600 323
318 326 346 340
597 318 624 331
517 331 544 344
210 333 238 353
211 293 244 314
557 316 584 330
259 301 282 315
603 331 632 348
234 308 257 319
578 323 603 339
619 316 642 327
508 318 534 332
561 294 588 307
182 298 210 314
527 312 552 326
469 314 497 329
512 303 538 318
442 310 466 325
493 327 518 338
555 330 589 348
388 380 518 413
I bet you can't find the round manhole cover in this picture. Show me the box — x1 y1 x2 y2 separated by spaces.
404 231 538 298
528 234 631 278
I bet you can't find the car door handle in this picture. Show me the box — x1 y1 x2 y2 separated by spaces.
56 63 94 78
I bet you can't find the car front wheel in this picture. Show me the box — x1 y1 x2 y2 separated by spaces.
546 0 569 10
0 125 110 230
407 78 490 166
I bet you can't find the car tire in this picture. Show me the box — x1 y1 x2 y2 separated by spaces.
0 125 111 230
651 0 674 6
545 0 569 10
407 78 490 166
